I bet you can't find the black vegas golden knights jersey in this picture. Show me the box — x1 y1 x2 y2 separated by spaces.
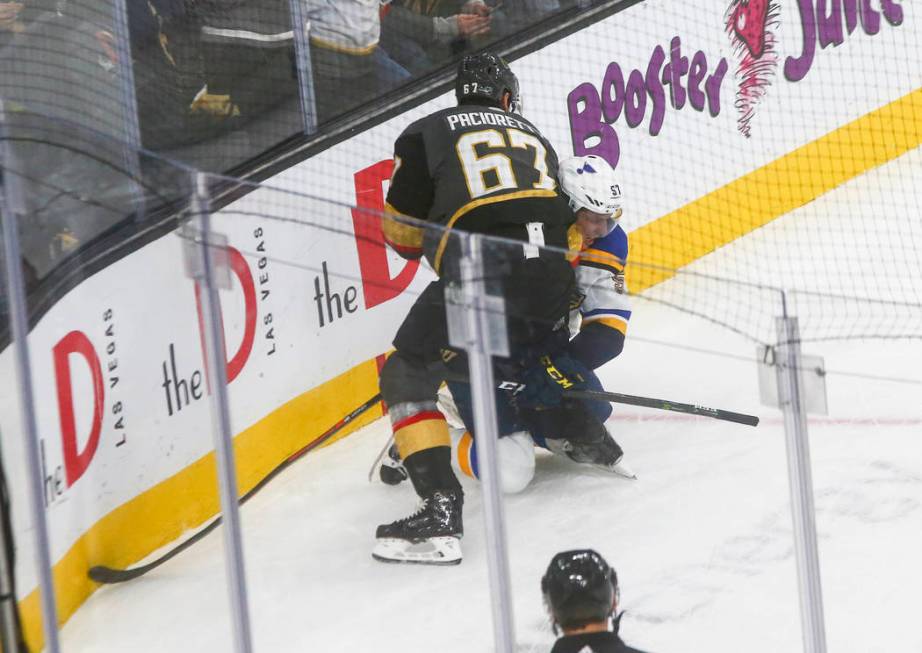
382 103 574 276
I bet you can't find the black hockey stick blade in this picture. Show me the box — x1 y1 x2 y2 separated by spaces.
568 389 759 427
89 518 222 583
89 393 383 584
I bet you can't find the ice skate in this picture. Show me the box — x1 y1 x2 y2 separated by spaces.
378 443 408 486
373 489 464 565
546 434 637 480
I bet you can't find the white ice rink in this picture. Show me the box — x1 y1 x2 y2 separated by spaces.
62 150 922 652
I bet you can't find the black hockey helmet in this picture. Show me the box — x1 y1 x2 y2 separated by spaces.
541 549 618 630
455 52 521 112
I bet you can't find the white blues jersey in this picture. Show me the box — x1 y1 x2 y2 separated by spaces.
571 224 632 337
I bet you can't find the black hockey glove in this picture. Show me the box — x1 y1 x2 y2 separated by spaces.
516 353 590 408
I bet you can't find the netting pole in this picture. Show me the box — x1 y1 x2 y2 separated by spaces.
189 172 254 653
449 233 515 653
110 0 146 218
776 295 827 653
0 102 62 653
288 0 318 134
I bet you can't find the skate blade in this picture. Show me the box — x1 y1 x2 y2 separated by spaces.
372 536 462 566
547 440 638 480
596 460 637 480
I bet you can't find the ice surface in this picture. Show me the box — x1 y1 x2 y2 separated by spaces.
61 152 922 652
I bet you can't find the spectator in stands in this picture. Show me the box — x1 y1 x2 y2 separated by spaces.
542 549 649 653
0 2 23 34
491 0 561 39
0 0 56 50
380 0 493 76
129 0 216 152
194 0 297 122
307 0 410 123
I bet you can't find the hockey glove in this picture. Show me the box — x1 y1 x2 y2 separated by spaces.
516 353 590 408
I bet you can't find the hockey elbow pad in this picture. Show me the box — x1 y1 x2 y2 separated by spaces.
382 211 424 260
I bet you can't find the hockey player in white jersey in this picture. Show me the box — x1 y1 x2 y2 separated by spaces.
380 154 633 493
560 155 631 371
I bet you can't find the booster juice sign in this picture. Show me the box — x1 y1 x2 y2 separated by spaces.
784 0 903 81
567 36 729 169
569 0 906 164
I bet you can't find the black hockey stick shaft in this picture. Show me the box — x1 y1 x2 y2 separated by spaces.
566 389 759 427
441 369 759 427
89 393 382 584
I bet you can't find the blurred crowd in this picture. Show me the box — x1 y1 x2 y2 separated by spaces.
184 0 570 134
1 1 577 156
0 0 596 288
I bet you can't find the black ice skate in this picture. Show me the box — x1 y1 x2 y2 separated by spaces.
378 443 408 486
373 489 464 565
546 433 637 480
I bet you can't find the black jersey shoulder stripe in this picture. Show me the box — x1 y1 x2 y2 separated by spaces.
432 189 558 273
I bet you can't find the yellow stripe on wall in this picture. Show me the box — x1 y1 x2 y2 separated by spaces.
19 357 382 651
629 87 922 293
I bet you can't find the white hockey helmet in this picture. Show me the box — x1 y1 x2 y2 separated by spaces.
559 155 623 234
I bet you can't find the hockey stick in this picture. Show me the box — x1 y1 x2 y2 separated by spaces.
441 370 759 427
368 434 396 482
88 393 382 584
566 389 759 427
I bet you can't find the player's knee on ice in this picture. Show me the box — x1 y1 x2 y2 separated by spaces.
451 428 535 494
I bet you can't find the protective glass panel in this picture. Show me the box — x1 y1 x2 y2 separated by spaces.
450 0 920 642
108 2 626 174
0 154 249 652
0 0 143 291
0 190 40 653
1 0 920 650
206 182 495 648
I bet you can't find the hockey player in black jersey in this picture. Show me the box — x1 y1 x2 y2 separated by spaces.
379 154 635 493
543 550 649 653
373 52 580 565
